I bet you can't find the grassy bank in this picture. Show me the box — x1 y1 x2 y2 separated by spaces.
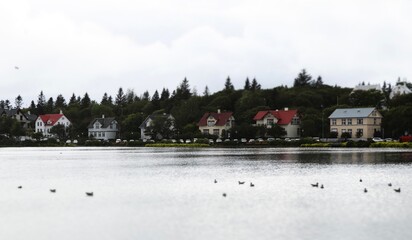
145 143 209 148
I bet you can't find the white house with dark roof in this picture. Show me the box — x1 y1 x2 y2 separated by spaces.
0 108 32 129
328 107 382 139
390 82 412 99
139 113 175 140
88 115 119 140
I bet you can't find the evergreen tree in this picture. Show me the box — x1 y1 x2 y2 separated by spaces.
55 94 67 109
69 93 77 106
314 76 323 87
81 93 91 109
251 78 261 91
142 91 150 101
244 78 251 90
152 90 160 109
126 89 136 104
293 69 313 87
115 87 126 107
224 76 235 91
36 91 46 114
46 97 54 113
29 101 36 114
15 95 23 108
160 88 170 101
203 86 210 97
101 93 111 105
175 77 191 100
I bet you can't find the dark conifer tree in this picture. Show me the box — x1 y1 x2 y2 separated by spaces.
224 76 235 91
55 94 66 109
293 69 313 87
15 95 23 108
160 88 170 101
36 91 46 115
244 78 251 90
81 93 91 109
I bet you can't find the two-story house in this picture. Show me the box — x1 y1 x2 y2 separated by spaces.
0 108 32 129
198 110 235 137
139 113 175 140
253 108 300 138
88 115 119 140
328 107 382 139
35 110 71 137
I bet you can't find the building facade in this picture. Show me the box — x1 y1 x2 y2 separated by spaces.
139 113 175 140
253 108 301 138
35 111 71 137
198 110 235 138
88 115 119 140
328 108 382 139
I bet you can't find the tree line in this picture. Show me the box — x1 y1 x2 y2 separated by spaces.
0 69 411 140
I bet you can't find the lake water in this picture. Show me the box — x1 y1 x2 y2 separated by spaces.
1 147 412 240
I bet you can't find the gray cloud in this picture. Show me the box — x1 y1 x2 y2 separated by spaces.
1 0 411 106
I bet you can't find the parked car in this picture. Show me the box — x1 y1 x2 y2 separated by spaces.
185 139 191 143
372 137 384 142
216 139 223 143
241 138 247 143
267 138 275 142
384 138 393 142
208 139 214 143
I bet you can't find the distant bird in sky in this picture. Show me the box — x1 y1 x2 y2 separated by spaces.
50 189 56 193
238 181 245 185
394 188 401 193
86 192 93 196
311 182 319 187
14 66 19 70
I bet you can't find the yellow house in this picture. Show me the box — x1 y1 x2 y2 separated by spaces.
328 107 382 139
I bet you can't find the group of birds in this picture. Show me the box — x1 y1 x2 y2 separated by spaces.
214 179 255 197
17 186 94 196
310 178 401 193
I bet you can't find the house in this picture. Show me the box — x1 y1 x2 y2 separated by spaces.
328 107 382 139
35 110 71 137
253 108 301 138
198 110 235 137
88 115 119 140
390 82 412 99
139 113 175 140
352 83 382 93
0 108 32 129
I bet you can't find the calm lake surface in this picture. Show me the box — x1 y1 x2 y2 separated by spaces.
1 147 412 240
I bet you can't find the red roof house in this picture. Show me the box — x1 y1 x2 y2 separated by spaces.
253 108 301 138
198 110 235 137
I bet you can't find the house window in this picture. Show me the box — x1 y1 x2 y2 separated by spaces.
374 118 377 125
347 119 352 125
357 129 363 137
292 117 300 125
357 118 363 125
213 129 220 136
207 120 215 127
267 119 274 125
331 119 336 125
203 129 209 135
109 123 113 129
348 129 353 137
342 129 346 133
102 132 105 137
331 128 338 132
342 119 346 125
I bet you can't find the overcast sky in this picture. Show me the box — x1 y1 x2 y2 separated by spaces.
1 0 411 106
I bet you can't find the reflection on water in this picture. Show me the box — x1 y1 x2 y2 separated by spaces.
0 147 412 240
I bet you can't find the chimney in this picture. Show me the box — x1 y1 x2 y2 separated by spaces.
284 107 289 111
217 109 221 114
102 114 105 118
59 109 63 114
28 111 31 115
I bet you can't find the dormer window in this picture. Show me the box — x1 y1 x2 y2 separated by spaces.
207 120 215 126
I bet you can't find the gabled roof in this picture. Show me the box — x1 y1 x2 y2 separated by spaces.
139 113 174 129
38 114 64 126
88 117 117 129
329 108 379 119
253 109 298 125
0 108 26 118
198 112 234 126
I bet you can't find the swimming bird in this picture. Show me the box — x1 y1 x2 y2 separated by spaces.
238 181 245 185
14 66 19 70
364 188 368 193
250 182 255 187
18 186 22 189
222 193 227 197
394 188 401 193
388 183 392 187
50 189 56 193
360 179 363 182
86 192 93 196
320 184 324 189
311 182 319 187
214 179 217 183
